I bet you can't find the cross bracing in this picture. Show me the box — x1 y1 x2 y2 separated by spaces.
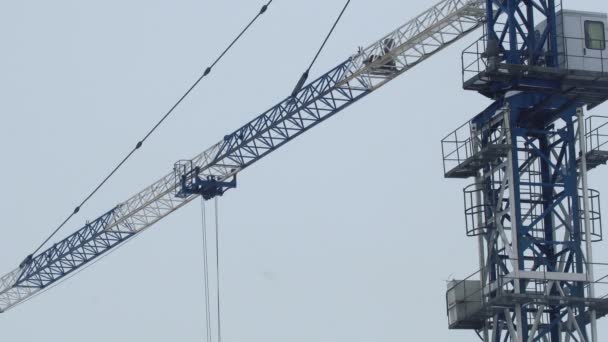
0 0 485 313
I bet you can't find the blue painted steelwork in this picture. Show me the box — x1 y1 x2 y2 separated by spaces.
175 160 237 199
485 0 560 67
211 61 368 171
0 0 487 313
0 57 375 314
501 93 585 341
446 0 608 340
15 209 133 289
444 90 606 340
463 1 608 109
12 59 370 296
0 59 374 308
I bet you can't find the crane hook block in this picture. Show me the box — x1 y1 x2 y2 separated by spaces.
174 160 237 200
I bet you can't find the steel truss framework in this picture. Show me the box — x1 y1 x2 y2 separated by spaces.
0 0 486 312
445 0 608 340
485 0 561 67
466 92 603 341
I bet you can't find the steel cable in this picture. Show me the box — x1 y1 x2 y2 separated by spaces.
291 0 351 96
23 0 274 265
200 198 212 342
214 198 222 342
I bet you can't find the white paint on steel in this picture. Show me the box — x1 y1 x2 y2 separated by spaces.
578 107 598 342
0 0 486 312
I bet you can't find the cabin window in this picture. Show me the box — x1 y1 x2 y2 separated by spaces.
585 20 606 50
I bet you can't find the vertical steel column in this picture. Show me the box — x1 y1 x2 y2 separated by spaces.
506 0 521 64
485 0 497 41
473 96 597 341
546 0 560 67
487 0 560 67
472 121 491 341
466 1 605 341
505 104 525 342
539 132 561 341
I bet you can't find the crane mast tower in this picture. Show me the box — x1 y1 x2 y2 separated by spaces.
1 0 608 341
443 0 608 341
0 0 486 313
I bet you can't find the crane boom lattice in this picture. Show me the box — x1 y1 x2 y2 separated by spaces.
0 0 485 313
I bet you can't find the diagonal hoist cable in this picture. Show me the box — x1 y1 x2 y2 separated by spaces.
23 0 274 266
291 0 351 97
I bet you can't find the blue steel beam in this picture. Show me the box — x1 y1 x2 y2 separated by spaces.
15 209 131 289
453 0 608 339
485 0 560 67
0 59 368 312
446 0 608 339
0 0 486 312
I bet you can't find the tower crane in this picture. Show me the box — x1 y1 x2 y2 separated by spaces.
2 0 608 341
442 0 608 341
0 0 485 312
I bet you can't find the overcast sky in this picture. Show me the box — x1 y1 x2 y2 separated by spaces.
1 0 608 341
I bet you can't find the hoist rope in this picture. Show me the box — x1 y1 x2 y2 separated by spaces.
199 197 222 342
214 197 223 342
25 0 274 262
291 0 351 96
200 198 212 342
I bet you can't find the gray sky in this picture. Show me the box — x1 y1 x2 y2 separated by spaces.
1 0 608 341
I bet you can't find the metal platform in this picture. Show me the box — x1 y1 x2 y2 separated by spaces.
442 113 511 179
461 33 608 111
581 150 608 171
446 262 608 331
464 64 608 110
449 294 608 330
445 144 511 178
583 115 608 170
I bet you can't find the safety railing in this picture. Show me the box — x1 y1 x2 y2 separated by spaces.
174 159 196 198
441 120 476 175
461 182 602 240
557 36 608 73
462 34 608 84
461 32 504 83
463 183 490 237
579 188 603 242
586 115 608 154
463 185 549 238
442 114 510 177
446 259 608 327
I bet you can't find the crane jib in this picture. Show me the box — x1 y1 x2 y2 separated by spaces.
0 0 485 313
14 209 129 289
